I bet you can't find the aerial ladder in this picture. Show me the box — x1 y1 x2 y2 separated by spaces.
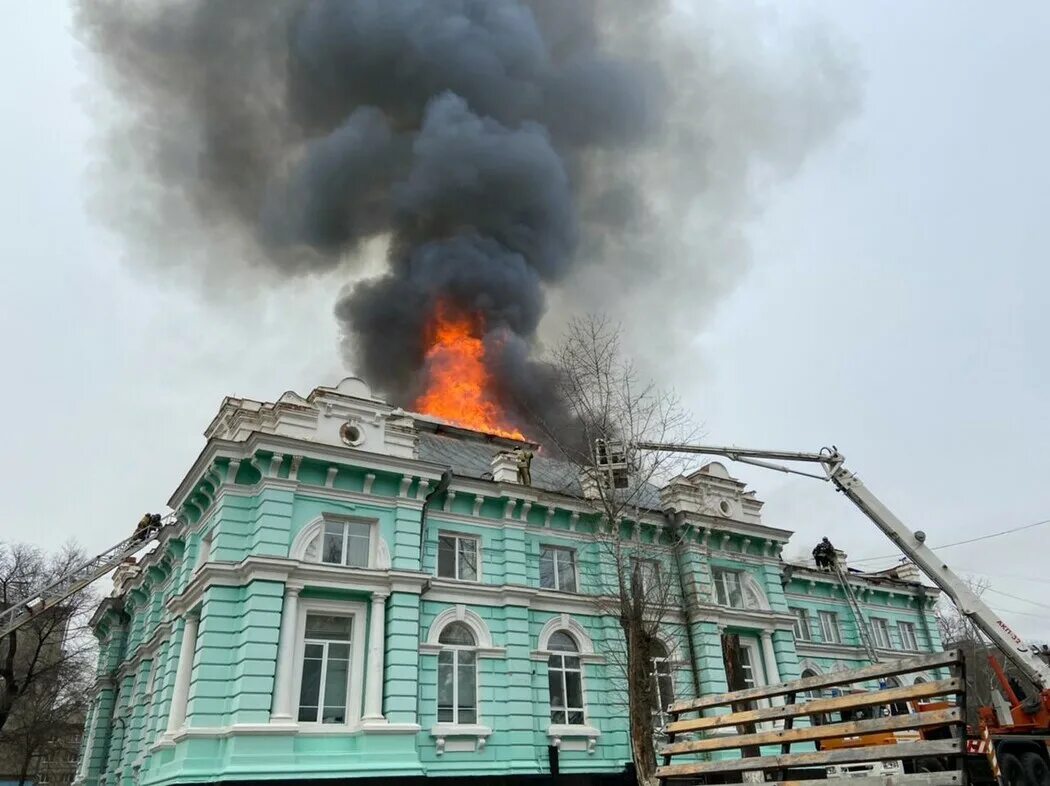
600 439 1050 783
0 513 171 641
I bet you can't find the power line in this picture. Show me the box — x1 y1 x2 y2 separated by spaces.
847 516 1050 566
986 587 1050 611
990 605 1050 621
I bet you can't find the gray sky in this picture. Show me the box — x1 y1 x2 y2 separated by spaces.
2 3 1048 639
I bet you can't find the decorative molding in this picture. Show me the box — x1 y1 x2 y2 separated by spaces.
547 724 600 754
430 724 492 755
166 556 429 616
423 605 497 650
536 613 596 654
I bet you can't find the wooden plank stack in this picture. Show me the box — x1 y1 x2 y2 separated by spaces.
657 650 966 786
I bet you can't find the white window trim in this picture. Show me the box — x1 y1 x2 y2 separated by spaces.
291 515 385 570
420 605 504 657
898 621 918 651
791 607 812 641
871 617 892 649
818 610 842 644
711 567 742 608
291 598 368 732
539 545 578 593
548 645 588 726
435 626 481 726
436 532 482 582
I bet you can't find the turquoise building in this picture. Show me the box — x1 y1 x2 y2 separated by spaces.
74 378 942 786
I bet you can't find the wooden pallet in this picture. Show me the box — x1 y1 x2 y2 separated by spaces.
657 649 966 785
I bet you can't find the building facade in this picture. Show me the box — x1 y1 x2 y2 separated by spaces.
74 378 943 786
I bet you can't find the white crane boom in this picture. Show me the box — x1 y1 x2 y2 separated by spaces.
0 516 171 641
629 441 1050 691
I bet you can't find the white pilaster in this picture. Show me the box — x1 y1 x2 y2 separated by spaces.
362 592 388 723
760 631 781 684
270 585 302 722
165 613 199 735
760 630 783 710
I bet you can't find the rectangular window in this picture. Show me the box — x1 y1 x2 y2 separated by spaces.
298 614 353 724
871 617 892 649
791 607 812 641
437 648 477 725
632 558 661 596
898 621 918 651
321 520 371 568
548 652 585 725
712 567 744 608
650 656 676 730
737 646 758 689
539 546 577 592
818 611 841 644
437 534 479 581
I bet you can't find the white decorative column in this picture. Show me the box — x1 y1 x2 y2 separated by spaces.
760 630 784 715
760 631 781 684
165 613 199 736
362 592 388 724
270 585 302 722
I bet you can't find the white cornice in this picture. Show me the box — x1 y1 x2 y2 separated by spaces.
166 557 429 616
686 603 796 633
168 432 453 510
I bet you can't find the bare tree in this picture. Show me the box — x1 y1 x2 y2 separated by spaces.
537 316 699 786
0 543 98 784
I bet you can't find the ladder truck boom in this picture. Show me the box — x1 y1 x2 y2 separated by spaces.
629 441 1050 691
0 513 172 641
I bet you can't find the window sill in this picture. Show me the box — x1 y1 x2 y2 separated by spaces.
430 723 492 755
547 723 600 754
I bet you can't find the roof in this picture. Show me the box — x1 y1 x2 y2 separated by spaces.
416 432 663 509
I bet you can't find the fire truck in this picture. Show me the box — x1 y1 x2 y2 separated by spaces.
604 442 1050 786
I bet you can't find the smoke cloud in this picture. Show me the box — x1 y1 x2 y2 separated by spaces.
75 0 859 429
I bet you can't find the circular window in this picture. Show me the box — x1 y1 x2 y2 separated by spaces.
718 499 733 517
340 422 364 446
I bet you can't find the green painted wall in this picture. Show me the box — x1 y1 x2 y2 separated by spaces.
78 448 942 786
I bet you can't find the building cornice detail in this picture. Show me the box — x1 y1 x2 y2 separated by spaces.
687 603 796 633
166 557 429 616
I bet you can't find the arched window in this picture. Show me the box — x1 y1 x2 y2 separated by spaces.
800 667 819 699
650 641 675 730
548 631 585 725
881 676 908 716
800 668 826 725
437 622 477 725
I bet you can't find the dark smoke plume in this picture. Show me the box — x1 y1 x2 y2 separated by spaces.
76 1 859 430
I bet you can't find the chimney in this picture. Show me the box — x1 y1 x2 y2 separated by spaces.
491 451 519 484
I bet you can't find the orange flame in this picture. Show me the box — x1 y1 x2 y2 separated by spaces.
413 303 525 441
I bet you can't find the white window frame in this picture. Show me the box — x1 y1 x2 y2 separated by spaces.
319 518 376 569
711 567 745 608
870 617 892 649
735 638 766 689
539 545 578 592
436 622 480 726
547 632 588 726
650 649 676 731
437 532 481 582
818 610 842 644
291 598 367 730
632 558 662 597
791 607 812 641
898 621 918 651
